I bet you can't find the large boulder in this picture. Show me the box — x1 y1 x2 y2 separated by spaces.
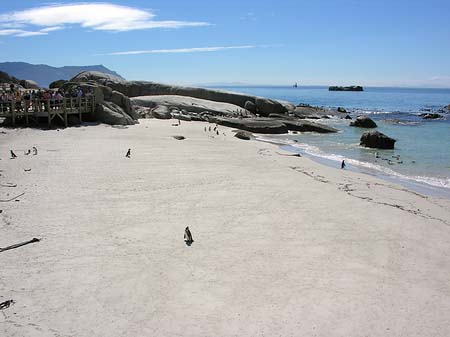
152 105 172 119
234 130 253 140
49 79 68 89
350 116 377 128
244 100 256 113
21 80 40 89
360 131 396 149
255 98 287 116
278 119 339 133
96 102 137 125
214 117 288 134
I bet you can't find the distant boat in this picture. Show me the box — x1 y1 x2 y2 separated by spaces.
293 82 298 88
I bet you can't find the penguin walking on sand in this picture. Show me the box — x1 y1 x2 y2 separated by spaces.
125 148 131 158
341 160 346 169
32 147 38 155
184 226 194 244
10 150 17 159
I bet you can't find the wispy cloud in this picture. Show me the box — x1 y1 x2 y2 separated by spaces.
103 45 257 56
0 3 209 37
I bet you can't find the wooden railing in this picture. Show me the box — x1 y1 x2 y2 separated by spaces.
0 96 96 127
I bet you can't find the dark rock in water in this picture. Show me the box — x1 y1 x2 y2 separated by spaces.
329 86 364 91
244 101 257 113
360 130 396 149
214 117 288 134
420 113 442 119
350 116 377 128
337 107 347 113
173 135 185 140
234 130 253 140
344 115 352 120
152 105 172 119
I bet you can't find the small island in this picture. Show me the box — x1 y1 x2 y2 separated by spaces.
329 85 364 91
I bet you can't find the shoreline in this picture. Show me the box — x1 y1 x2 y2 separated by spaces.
2 119 450 336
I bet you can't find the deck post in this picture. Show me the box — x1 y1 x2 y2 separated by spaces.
63 99 68 128
11 100 16 127
79 98 83 123
47 100 51 127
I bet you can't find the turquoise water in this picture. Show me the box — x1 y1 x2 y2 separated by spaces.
209 86 450 196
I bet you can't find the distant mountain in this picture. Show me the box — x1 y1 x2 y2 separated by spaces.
0 62 125 87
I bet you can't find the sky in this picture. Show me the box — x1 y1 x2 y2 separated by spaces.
0 0 449 87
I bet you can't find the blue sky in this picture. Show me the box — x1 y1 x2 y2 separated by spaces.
1 0 449 87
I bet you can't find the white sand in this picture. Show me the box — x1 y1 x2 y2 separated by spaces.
1 119 450 337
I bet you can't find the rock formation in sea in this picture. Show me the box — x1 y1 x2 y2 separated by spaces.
350 116 378 128
360 131 396 149
329 86 364 91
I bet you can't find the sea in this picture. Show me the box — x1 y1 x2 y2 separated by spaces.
208 86 450 198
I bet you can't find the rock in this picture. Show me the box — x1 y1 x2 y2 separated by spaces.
360 131 396 149
21 80 39 89
215 118 288 134
321 115 330 119
173 135 185 140
71 71 290 115
344 115 352 120
96 102 137 125
337 107 347 113
420 113 442 119
49 79 67 89
255 98 288 116
172 114 192 121
277 119 339 133
132 95 251 118
268 113 289 119
234 130 253 140
350 116 377 128
152 105 172 119
244 101 257 113
294 106 340 119
329 86 364 91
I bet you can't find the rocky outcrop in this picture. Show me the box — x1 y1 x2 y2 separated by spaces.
70 71 291 116
60 81 138 125
96 101 136 125
244 101 256 113
152 105 172 119
21 80 39 89
360 131 396 149
49 79 67 89
329 86 363 91
213 118 289 134
132 95 252 118
234 130 253 140
420 113 442 119
350 116 377 128
277 119 339 133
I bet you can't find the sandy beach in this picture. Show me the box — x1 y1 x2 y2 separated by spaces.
1 119 450 336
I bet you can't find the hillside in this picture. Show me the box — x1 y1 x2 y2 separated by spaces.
0 62 124 87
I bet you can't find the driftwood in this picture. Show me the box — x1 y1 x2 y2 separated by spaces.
0 300 15 310
276 152 302 157
0 192 25 202
0 238 40 253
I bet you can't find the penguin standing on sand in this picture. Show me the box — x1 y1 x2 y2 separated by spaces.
341 160 346 169
10 150 17 159
125 148 131 158
184 226 194 244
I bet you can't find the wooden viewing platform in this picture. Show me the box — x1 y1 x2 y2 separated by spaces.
0 96 96 127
